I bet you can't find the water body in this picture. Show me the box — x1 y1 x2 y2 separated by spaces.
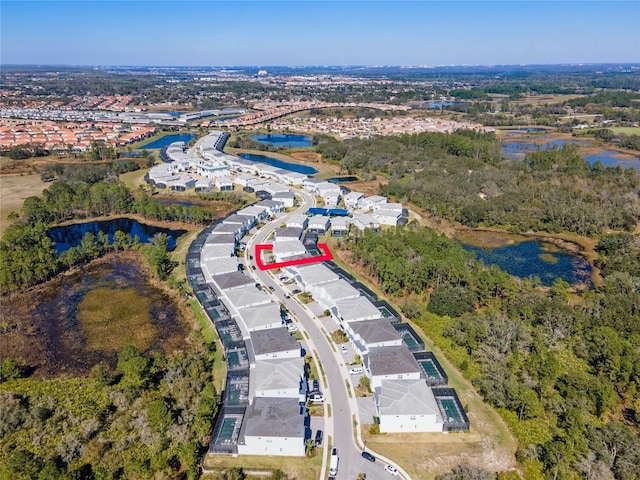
48 218 187 254
327 176 359 183
250 133 314 148
138 133 196 149
461 240 592 287
505 128 548 136
501 137 640 169
239 153 318 174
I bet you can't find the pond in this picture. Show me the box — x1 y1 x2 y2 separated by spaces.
501 135 640 169
0 254 188 377
239 153 318 174
327 176 359 183
47 218 187 254
427 101 470 109
461 240 592 287
250 133 314 148
138 133 196 149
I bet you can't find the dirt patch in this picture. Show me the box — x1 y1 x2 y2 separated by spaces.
290 151 322 163
0 251 190 378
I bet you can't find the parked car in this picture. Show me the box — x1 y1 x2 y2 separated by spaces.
349 367 363 375
314 429 323 446
310 393 324 403
292 289 301 294
287 324 298 333
385 465 399 476
329 448 339 476
284 294 290 299
268 285 275 291
341 344 348 354
313 379 320 392
361 451 375 462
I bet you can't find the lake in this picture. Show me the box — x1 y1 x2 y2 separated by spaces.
461 240 592 287
250 133 314 148
501 136 640 169
239 153 318 174
48 218 187 254
138 133 196 149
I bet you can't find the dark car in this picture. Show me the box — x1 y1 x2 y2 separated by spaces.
268 285 275 291
313 379 320 392
361 451 376 462
314 429 323 446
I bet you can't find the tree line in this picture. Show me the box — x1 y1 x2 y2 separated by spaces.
342 225 640 480
0 179 214 292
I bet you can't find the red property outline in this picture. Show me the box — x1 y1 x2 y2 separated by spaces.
255 243 334 270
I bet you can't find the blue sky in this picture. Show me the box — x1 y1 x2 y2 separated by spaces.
2 1 639 66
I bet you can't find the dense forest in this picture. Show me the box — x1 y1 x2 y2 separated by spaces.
321 130 640 236
343 225 640 480
0 342 218 479
0 178 223 292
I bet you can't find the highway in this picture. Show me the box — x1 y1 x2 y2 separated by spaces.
242 189 408 480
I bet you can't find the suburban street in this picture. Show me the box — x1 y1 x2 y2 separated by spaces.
243 189 407 480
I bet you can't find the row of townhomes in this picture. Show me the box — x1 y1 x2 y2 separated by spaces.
184 130 468 458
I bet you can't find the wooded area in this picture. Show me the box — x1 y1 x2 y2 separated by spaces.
343 225 640 480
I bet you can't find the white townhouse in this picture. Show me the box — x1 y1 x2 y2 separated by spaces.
280 171 308 186
249 328 301 361
236 302 283 334
308 215 331 234
376 379 444 433
292 263 339 291
255 199 286 216
274 227 303 242
236 397 306 457
273 191 296 208
215 175 234 191
223 213 256 232
316 182 342 207
343 191 365 210
346 318 403 358
286 213 309 230
224 284 272 310
368 345 423 390
251 357 305 399
361 195 388 211
330 217 350 237
273 240 307 263
311 279 361 310
374 209 401 226
331 297 382 325
351 213 380 232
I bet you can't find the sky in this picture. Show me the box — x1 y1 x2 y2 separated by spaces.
1 1 639 66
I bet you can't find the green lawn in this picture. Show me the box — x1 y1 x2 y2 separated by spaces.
609 126 640 135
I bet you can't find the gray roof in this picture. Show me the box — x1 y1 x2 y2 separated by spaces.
202 257 239 276
237 303 282 331
297 263 339 286
225 284 271 309
256 199 285 209
224 213 253 225
349 318 402 345
211 271 255 291
210 223 242 235
274 227 303 241
252 357 304 396
201 242 235 259
334 296 381 322
369 345 422 376
377 379 442 418
205 233 237 245
251 328 300 357
240 397 305 438
316 279 360 302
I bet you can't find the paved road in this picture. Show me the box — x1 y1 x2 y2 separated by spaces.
243 190 408 480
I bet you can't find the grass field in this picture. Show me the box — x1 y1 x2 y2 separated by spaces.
0 174 48 236
609 127 640 135
203 452 322 480
78 287 156 353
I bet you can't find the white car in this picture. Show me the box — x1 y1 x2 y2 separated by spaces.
287 324 298 332
340 344 348 354
310 393 325 403
349 367 363 375
385 465 399 476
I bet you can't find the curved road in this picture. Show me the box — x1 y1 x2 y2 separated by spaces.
242 189 409 480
